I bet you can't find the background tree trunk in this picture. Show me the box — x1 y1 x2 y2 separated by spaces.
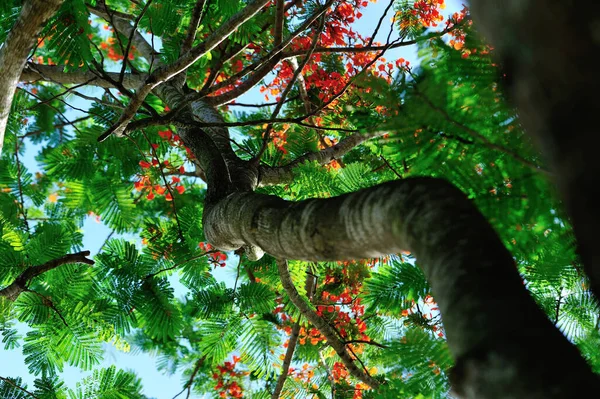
467 0 600 299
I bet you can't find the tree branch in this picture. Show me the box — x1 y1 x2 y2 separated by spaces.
0 376 40 399
88 2 157 63
258 131 386 186
203 0 334 106
101 0 271 140
271 318 301 398
0 0 64 155
277 260 380 388
0 251 95 301
204 177 599 397
20 63 145 89
173 0 207 88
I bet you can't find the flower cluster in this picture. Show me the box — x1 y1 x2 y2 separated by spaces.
212 356 247 398
199 242 228 268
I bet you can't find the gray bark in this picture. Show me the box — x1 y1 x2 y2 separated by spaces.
467 0 600 298
204 177 600 397
0 0 64 155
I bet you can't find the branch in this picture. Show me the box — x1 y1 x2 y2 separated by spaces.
414 89 551 175
172 355 207 399
0 0 64 155
281 26 453 59
0 376 40 399
258 131 386 186
88 2 157 63
21 63 145 89
277 260 381 389
0 251 95 301
204 177 599 397
273 0 284 45
101 0 271 140
203 0 334 106
173 0 207 88
271 318 301 399
254 16 325 163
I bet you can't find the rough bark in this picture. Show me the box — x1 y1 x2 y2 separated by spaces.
467 0 600 298
0 0 64 155
204 177 600 397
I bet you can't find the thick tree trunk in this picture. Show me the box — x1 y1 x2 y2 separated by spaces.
0 0 64 155
204 177 600 397
467 0 600 298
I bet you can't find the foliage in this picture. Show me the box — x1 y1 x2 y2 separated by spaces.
1 0 597 398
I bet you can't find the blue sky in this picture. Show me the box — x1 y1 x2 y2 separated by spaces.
0 1 465 397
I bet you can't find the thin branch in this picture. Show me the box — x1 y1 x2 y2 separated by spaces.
172 355 207 399
173 0 208 88
0 251 94 301
119 0 153 84
414 88 551 175
254 15 325 163
14 138 29 233
319 349 336 397
367 0 395 46
140 129 185 242
225 96 298 108
276 259 380 388
19 116 92 139
0 376 40 399
98 229 115 253
343 339 389 349
379 155 403 179
274 0 284 45
144 251 215 280
25 289 69 327
233 254 243 293
259 131 386 186
554 287 564 326
272 318 301 399
100 0 271 140
88 2 157 62
281 22 460 59
203 0 334 106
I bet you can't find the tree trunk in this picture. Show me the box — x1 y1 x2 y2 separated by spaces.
0 0 64 155
467 0 600 299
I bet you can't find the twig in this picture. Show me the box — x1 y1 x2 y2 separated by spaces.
254 15 326 163
144 251 215 280
140 129 186 242
14 138 29 233
172 355 207 399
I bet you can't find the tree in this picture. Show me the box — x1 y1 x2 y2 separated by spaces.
0 0 599 398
